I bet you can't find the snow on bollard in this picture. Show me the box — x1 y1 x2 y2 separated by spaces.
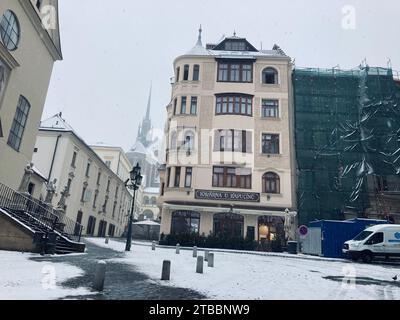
208 253 214 268
152 241 156 251
93 260 106 292
105 236 109 244
196 256 204 274
161 260 171 281
193 246 198 258
176 244 180 254
204 250 209 262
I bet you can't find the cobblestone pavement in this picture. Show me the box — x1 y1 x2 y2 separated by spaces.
30 240 205 300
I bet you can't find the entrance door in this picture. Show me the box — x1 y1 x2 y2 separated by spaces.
74 211 83 236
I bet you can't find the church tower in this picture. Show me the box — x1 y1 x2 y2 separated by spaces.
137 85 152 147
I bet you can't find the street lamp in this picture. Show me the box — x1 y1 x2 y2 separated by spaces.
125 163 142 251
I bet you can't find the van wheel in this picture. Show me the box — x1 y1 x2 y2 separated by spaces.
361 251 373 263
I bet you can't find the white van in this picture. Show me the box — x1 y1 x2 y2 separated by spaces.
343 224 400 263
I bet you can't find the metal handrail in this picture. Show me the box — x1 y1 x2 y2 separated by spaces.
0 182 83 242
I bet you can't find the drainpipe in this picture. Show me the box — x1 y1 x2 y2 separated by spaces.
48 134 62 181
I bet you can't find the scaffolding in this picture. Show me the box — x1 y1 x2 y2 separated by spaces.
293 66 400 225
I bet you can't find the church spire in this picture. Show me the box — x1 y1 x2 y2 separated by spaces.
145 83 152 120
196 25 203 46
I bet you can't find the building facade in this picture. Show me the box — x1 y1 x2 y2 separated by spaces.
0 0 62 190
91 144 132 183
32 114 132 237
159 29 297 248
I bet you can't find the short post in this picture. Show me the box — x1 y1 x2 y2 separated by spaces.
93 260 107 291
196 256 204 274
152 241 156 251
105 236 109 244
208 253 214 268
161 260 171 281
193 246 198 258
204 250 209 262
176 243 180 254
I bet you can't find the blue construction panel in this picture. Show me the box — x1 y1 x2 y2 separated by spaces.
309 218 388 258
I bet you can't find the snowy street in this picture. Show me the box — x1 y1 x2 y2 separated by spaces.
1 238 399 300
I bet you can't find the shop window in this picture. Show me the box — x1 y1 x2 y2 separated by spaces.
171 211 200 235
213 213 244 238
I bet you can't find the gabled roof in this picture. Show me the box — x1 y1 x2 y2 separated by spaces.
40 113 74 132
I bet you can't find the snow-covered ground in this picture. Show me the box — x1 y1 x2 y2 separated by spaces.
87 238 400 300
0 251 91 300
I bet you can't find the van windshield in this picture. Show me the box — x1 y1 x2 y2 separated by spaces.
353 231 373 241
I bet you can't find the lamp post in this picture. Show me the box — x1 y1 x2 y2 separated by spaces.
125 163 142 252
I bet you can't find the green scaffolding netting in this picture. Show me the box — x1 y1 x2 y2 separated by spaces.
293 66 400 225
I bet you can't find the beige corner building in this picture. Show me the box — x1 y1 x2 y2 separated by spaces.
0 0 62 190
159 29 297 247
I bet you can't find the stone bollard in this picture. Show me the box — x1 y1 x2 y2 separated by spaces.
152 241 156 251
105 236 109 244
193 246 198 258
204 250 209 262
196 256 204 274
176 244 180 254
161 260 171 281
93 260 107 291
208 253 214 268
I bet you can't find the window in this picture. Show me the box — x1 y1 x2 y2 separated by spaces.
161 183 165 196
80 185 87 202
262 172 280 194
190 97 198 115
106 179 111 192
216 94 252 116
262 100 279 118
87 216 97 236
185 167 192 188
224 41 247 51
262 134 280 154
97 172 101 185
184 131 194 151
262 67 278 84
71 151 77 167
173 99 177 115
93 191 98 208
365 232 384 245
212 166 252 189
67 178 72 193
103 197 108 213
213 213 244 238
176 67 180 82
7 96 30 151
112 202 117 217
36 0 43 10
180 97 187 114
174 167 181 187
193 65 200 81
214 130 252 153
85 163 91 177
166 168 171 187
217 62 253 82
0 58 10 106
0 10 20 51
105 160 111 168
171 211 200 235
183 65 189 81
170 131 177 149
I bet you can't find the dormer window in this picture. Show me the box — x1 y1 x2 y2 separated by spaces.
225 41 246 51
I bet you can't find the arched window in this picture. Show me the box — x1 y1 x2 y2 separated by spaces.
262 67 278 84
171 211 200 235
170 131 177 150
213 213 244 238
144 196 150 205
7 95 30 151
262 172 280 194
151 197 157 205
0 10 20 51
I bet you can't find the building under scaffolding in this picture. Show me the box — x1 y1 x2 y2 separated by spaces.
293 66 400 225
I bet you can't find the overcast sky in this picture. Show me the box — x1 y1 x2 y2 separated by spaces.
42 0 400 151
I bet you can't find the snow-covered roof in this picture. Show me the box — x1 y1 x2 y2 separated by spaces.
129 141 148 155
40 113 74 132
32 166 47 181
